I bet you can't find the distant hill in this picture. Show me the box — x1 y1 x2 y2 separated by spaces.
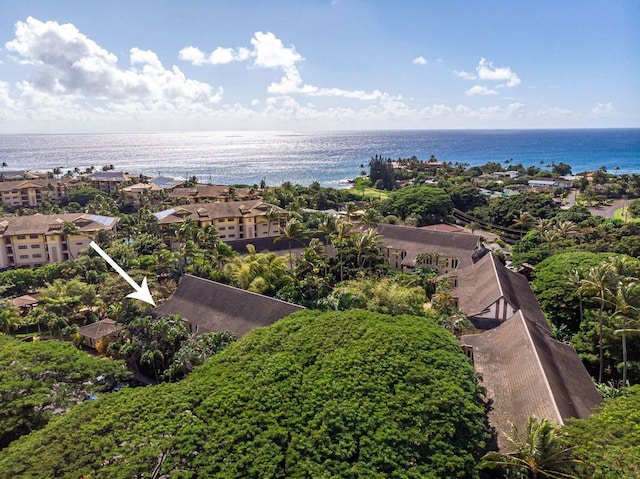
0 310 491 478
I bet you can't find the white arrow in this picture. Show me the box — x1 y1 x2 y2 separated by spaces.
89 241 156 306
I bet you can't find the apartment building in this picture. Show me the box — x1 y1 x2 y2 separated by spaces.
0 179 71 208
168 184 256 203
0 213 118 269
153 200 285 250
86 171 135 194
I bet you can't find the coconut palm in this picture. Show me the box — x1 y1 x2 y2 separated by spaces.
566 269 584 324
0 300 20 334
579 263 616 382
61 221 80 259
264 207 280 236
344 202 359 222
611 280 640 385
511 211 537 238
480 416 580 479
274 218 306 270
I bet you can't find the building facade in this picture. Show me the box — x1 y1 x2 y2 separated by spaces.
0 180 70 208
0 213 118 269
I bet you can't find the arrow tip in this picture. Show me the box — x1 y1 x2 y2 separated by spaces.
126 277 156 306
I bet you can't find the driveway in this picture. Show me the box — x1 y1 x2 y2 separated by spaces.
588 199 626 219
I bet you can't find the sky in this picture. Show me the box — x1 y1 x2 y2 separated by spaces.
0 0 638 133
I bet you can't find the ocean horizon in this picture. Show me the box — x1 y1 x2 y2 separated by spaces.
1 128 638 188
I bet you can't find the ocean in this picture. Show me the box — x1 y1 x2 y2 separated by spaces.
0 129 638 188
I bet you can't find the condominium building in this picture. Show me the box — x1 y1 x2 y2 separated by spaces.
0 213 118 269
0 179 71 208
153 200 285 250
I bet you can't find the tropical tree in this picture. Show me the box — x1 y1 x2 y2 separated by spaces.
264 207 280 236
60 221 80 259
611 280 640 385
0 300 20 334
579 263 616 382
554 220 578 239
275 217 306 270
480 416 580 479
511 211 537 238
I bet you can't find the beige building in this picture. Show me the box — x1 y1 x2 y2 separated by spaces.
85 171 135 193
168 184 256 203
121 177 184 207
0 179 70 208
153 200 285 249
0 213 118 269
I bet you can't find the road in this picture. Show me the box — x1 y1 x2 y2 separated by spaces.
588 199 627 219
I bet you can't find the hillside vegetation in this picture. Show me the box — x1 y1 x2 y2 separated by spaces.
0 310 491 478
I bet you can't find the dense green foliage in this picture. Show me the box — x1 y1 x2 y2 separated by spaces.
472 192 559 228
0 310 490 478
532 252 634 332
382 186 452 225
562 386 640 478
0 334 131 449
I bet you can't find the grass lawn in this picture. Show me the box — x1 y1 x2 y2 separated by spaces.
613 206 640 222
351 186 389 201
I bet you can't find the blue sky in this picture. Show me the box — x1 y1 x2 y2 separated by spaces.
0 0 638 133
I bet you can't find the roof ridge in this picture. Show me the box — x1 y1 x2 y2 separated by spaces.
488 253 505 299
517 311 564 424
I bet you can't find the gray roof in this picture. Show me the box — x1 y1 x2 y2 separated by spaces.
78 319 125 341
377 223 489 269
151 275 304 337
462 311 602 451
447 253 549 331
169 185 253 199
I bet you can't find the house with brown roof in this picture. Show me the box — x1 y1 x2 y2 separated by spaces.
0 213 118 269
452 253 602 450
377 224 489 275
78 319 126 349
121 177 184 207
153 200 286 249
168 185 256 203
0 179 70 208
151 274 304 337
444 252 548 331
85 171 135 193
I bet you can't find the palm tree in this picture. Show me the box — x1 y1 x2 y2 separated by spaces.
481 416 580 479
611 280 640 385
360 208 381 227
511 211 536 238
61 221 80 259
344 202 358 222
579 263 615 383
554 220 578 239
264 207 280 236
535 218 553 234
351 229 381 269
0 300 20 334
275 218 306 270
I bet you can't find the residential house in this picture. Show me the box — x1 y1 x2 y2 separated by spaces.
449 252 602 450
86 171 135 193
10 294 39 314
78 319 125 349
492 170 520 179
444 252 547 330
0 213 118 269
153 200 285 249
0 179 70 208
528 177 573 189
377 224 489 274
121 176 184 207
151 274 304 337
168 185 256 203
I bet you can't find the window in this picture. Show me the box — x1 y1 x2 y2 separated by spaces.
17 235 26 240
31 244 41 249
29 234 39 239
76 242 84 246
227 225 235 230
19 255 29 259
219 226 226 231
228 234 236 238
32 254 42 258
18 245 28 250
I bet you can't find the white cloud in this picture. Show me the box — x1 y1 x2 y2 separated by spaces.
4 17 222 105
465 85 497 96
476 57 520 87
455 58 521 89
178 45 251 65
591 102 614 117
454 70 476 80
413 56 427 65
177 46 207 65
